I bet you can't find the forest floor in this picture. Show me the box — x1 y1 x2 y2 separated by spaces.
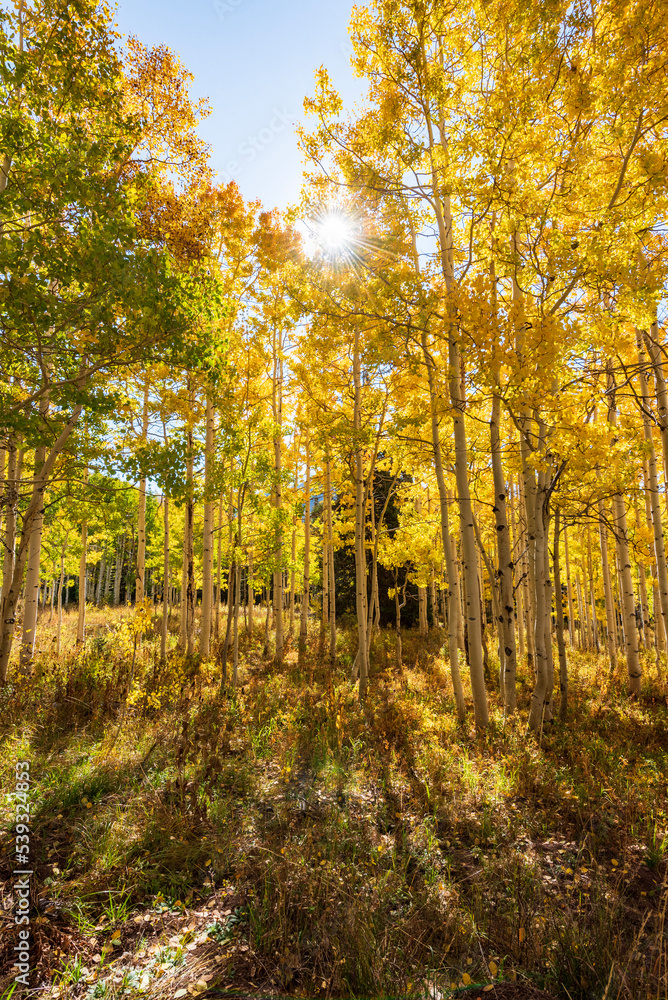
0 605 667 1000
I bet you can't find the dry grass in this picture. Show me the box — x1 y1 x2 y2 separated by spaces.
0 605 666 1000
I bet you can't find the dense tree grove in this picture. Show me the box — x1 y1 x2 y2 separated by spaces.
3 2 668 999
2 0 668 731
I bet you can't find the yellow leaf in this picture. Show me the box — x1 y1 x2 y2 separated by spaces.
204 859 211 866
484 986 494 993
489 961 498 975
462 973 471 985
519 927 526 943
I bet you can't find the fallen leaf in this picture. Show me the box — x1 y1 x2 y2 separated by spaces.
519 927 526 943
484 986 494 993
462 973 472 985
174 991 188 999
489 961 498 975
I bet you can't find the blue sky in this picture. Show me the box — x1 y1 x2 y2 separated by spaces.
113 0 366 211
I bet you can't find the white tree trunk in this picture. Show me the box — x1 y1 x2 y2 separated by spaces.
353 325 369 701
598 504 618 672
135 383 149 604
490 392 517 713
300 434 311 641
200 396 215 656
19 442 46 671
161 495 169 661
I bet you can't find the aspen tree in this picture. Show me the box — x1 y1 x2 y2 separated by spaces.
353 323 369 701
56 531 69 658
325 453 336 662
161 494 169 662
200 396 215 656
114 536 124 606
272 330 284 666
19 439 46 670
553 509 568 718
490 392 518 712
586 527 599 654
184 425 195 657
509 476 526 661
416 493 428 637
300 432 311 643
135 383 149 605
599 504 618 672
564 526 576 650
215 493 223 639
634 499 651 652
607 373 641 695
636 332 668 656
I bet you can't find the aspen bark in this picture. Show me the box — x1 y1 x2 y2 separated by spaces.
232 541 240 687
200 396 215 657
525 462 550 730
586 526 599 653
76 521 87 647
185 426 195 657
215 492 223 640
417 178 468 720
540 474 555 722
95 551 105 607
607 367 640 693
161 495 169 662
56 531 68 658
637 334 668 663
135 383 149 605
416 493 428 636
322 533 329 630
564 527 576 649
449 338 488 727
272 337 284 666
300 434 311 641
325 454 336 662
179 504 188 650
643 317 668 484
581 565 592 651
634 499 651 650
19 441 46 670
419 329 465 719
289 518 296 633
75 463 89 648
518 476 536 666
222 563 234 682
490 392 517 712
553 509 568 719
247 540 254 639
598 503 618 672
113 535 124 606
353 324 369 701
2 444 22 610
509 475 525 661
